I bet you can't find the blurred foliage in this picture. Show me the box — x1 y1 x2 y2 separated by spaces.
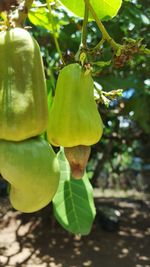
28 0 149 191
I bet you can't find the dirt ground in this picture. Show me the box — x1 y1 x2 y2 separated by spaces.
0 195 150 267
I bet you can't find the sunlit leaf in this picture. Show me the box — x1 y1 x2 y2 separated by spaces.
29 7 52 30
29 6 68 32
59 0 122 21
53 150 96 235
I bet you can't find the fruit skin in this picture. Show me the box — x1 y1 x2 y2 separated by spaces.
47 63 103 147
0 137 60 213
59 0 122 21
0 28 48 141
64 146 91 179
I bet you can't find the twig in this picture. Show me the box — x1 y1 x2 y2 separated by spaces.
46 0 65 64
83 0 120 51
16 0 34 26
81 1 89 49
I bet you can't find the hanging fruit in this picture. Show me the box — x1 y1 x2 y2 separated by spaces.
0 27 48 141
47 63 103 147
0 137 60 213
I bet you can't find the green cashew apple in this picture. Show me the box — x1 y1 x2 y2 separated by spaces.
0 137 60 213
0 27 48 141
59 0 122 21
47 63 103 147
64 146 91 179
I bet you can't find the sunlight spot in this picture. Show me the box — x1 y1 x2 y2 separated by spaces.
131 228 137 233
145 228 150 235
42 255 50 261
128 22 135 31
118 254 125 259
76 251 81 255
133 232 144 238
51 239 57 245
122 248 129 255
118 231 129 237
118 116 130 128
139 256 150 261
93 246 100 252
112 132 117 137
5 241 20 256
130 211 139 219
73 247 81 255
120 102 125 109
83 260 92 266
0 256 7 265
49 263 57 267
108 121 112 126
74 235 81 241
9 248 32 266
129 111 134 116
17 222 32 236
144 79 150 86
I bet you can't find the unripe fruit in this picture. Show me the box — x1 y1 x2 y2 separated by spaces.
0 28 48 141
47 63 103 147
0 137 60 213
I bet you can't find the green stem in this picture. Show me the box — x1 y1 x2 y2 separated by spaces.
94 38 105 49
81 1 89 48
46 0 65 64
83 0 120 51
16 0 34 26
140 47 150 55
88 38 105 54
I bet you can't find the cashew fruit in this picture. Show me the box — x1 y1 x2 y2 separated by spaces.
0 137 60 213
47 63 103 147
64 146 91 179
0 28 48 141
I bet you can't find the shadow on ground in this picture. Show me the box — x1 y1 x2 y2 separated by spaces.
0 197 150 267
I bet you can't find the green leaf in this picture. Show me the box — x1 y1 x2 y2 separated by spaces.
59 0 122 21
29 7 52 31
28 7 68 31
52 150 96 235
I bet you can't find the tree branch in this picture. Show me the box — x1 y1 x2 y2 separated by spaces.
81 1 89 49
46 0 65 64
16 0 34 26
83 0 120 51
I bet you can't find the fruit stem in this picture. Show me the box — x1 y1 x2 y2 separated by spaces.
16 0 34 26
46 0 65 65
83 0 120 51
81 1 89 49
75 1 89 63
